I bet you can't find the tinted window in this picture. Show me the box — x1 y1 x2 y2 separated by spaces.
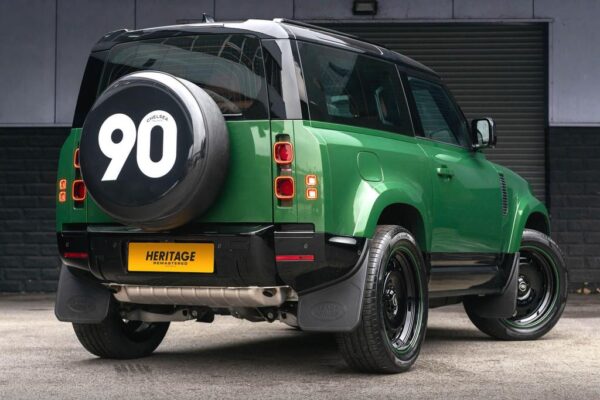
407 77 470 147
99 34 268 119
298 42 413 135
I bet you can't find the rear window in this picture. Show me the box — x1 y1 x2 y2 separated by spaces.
298 41 413 135
98 34 269 119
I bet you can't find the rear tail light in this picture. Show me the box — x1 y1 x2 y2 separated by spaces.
72 179 86 201
58 191 67 203
73 148 80 168
274 142 294 165
58 179 67 190
275 176 295 200
305 174 317 186
306 187 318 200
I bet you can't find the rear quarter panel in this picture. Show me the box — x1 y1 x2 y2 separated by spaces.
293 120 433 250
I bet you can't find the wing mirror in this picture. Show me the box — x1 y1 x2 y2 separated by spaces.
471 118 496 149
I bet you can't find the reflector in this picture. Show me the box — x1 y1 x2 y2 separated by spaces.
276 254 315 262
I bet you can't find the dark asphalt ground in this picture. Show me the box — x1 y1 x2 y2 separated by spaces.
0 294 599 399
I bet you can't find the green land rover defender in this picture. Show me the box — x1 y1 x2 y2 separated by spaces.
55 19 568 373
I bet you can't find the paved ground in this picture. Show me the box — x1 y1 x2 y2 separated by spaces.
0 295 599 400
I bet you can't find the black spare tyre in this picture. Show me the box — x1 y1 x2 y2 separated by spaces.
79 71 229 231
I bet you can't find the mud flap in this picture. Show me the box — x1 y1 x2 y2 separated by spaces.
297 249 369 332
55 264 111 323
463 253 520 318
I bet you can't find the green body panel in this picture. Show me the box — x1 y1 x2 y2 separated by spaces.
293 120 433 249
500 167 550 253
416 138 506 253
56 119 548 255
56 121 274 230
55 129 86 230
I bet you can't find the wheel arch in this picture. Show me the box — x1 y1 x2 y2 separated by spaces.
354 183 431 252
376 203 428 252
524 212 550 236
506 199 550 253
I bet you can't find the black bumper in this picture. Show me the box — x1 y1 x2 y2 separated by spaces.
58 224 365 293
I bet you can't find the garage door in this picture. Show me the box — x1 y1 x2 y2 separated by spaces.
320 23 548 201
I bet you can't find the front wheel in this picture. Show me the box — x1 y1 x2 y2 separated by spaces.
336 225 428 373
465 229 568 340
73 300 169 359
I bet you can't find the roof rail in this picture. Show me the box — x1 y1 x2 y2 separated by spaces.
273 18 359 40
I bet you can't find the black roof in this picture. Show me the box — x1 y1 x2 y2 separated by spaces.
92 18 437 77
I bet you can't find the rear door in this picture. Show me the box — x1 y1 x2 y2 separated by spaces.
406 75 504 254
86 33 274 224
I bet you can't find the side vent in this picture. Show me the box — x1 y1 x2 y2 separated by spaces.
499 173 508 216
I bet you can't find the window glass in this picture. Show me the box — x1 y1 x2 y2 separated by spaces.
407 77 470 147
99 34 269 119
298 42 413 135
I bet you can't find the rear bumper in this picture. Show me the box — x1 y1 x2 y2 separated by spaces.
57 224 365 293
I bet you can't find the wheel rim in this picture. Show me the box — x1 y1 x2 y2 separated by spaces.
505 245 560 329
381 245 423 355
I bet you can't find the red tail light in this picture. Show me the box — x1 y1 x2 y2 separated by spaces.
73 148 80 168
72 179 86 201
275 176 295 199
274 142 294 165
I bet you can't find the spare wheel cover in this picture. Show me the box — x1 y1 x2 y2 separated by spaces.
79 71 229 230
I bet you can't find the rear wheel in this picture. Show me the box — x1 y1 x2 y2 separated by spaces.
336 225 428 373
465 229 568 340
73 301 169 359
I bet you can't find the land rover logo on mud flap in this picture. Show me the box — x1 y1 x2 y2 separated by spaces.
98 110 177 181
67 295 97 314
310 301 346 321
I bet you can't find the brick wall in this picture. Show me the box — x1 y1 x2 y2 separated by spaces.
0 128 69 292
549 127 600 291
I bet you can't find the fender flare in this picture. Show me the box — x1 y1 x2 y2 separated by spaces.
506 197 550 253
351 182 431 249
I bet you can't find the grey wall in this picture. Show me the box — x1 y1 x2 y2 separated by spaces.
0 0 599 127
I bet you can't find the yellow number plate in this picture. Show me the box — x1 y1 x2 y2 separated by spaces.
128 243 214 273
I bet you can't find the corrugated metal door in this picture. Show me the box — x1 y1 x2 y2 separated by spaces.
320 23 547 200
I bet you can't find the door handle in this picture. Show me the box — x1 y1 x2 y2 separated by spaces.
436 165 454 178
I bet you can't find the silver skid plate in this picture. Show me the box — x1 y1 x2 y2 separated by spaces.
110 285 295 308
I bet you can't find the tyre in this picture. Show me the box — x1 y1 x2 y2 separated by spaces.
465 229 568 340
336 225 428 373
73 300 169 359
79 71 229 231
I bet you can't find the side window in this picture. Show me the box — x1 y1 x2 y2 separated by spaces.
407 77 470 147
298 42 413 135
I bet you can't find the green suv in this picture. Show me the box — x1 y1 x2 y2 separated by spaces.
55 19 568 373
